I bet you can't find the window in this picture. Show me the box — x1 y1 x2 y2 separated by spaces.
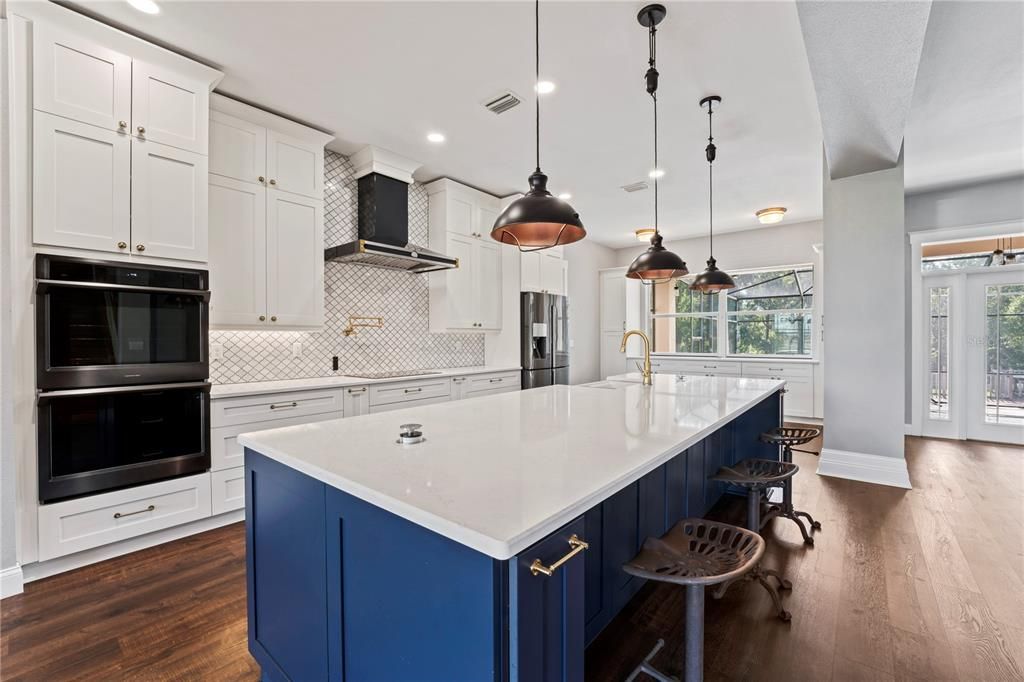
651 265 815 358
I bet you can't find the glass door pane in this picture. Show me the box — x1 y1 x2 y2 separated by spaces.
929 286 951 420
984 283 1024 426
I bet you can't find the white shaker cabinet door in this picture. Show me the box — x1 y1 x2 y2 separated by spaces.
32 22 131 131
476 240 503 330
266 192 324 328
540 252 565 295
131 59 210 155
209 111 266 184
444 234 478 329
209 175 268 327
266 130 324 199
130 140 208 262
521 251 541 292
33 111 130 253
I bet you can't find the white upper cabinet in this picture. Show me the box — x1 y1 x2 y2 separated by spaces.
208 175 267 326
32 111 131 253
207 94 332 330
266 192 324 327
426 179 504 331
131 59 209 155
32 22 131 132
131 140 208 261
600 270 627 332
209 111 266 184
267 130 324 199
23 5 223 262
521 248 566 295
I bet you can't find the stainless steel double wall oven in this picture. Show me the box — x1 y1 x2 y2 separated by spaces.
35 255 212 503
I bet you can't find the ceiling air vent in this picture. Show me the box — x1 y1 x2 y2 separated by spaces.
621 181 649 193
482 90 522 114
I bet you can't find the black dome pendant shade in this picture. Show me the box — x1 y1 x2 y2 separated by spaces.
625 4 689 283
490 0 585 251
691 95 735 293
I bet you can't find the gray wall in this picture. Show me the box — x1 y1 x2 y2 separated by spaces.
565 240 618 384
902 175 1024 420
823 153 906 458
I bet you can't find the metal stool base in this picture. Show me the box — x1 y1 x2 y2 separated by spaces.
767 503 822 545
714 564 792 622
625 639 679 682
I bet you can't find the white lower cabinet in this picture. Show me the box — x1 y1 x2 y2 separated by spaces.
453 371 520 400
211 467 246 515
343 385 370 417
369 377 452 410
37 473 212 561
211 410 343 471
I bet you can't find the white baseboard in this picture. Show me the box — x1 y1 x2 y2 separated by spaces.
22 509 244 584
1 564 25 599
818 448 912 489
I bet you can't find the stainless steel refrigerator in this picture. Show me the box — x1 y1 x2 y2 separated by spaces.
521 292 570 389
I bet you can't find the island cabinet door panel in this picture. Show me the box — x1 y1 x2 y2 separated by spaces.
583 505 607 644
686 440 708 516
245 451 328 682
604 482 643 614
324 484 499 682
511 516 586 682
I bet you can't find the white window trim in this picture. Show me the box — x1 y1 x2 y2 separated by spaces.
647 262 817 360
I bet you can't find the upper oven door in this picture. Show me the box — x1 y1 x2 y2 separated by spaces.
36 255 210 390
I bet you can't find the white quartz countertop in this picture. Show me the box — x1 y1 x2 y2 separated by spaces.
237 373 784 560
210 365 521 398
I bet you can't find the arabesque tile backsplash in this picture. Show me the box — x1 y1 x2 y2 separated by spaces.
208 151 485 384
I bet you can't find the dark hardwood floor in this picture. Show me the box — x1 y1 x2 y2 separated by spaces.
2 434 1022 681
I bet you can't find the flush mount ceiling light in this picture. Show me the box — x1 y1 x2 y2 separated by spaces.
535 80 556 94
648 168 665 179
626 4 688 284
490 0 585 251
558 192 572 200
690 95 735 294
756 206 787 224
127 0 160 14
426 132 445 143
635 228 656 242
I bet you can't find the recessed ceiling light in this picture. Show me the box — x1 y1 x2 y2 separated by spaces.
426 132 445 143
558 192 571 200
535 80 556 95
127 0 160 14
755 207 787 224
635 228 656 242
648 168 665 179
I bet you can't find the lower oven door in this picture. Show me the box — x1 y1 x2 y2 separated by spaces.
38 382 211 503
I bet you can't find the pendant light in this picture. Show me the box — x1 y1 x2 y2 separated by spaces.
1006 236 1017 263
625 4 689 283
690 95 735 293
490 0 585 251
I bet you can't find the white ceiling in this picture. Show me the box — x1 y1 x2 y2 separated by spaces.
65 1 1023 247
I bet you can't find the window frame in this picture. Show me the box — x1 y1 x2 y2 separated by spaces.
648 262 818 360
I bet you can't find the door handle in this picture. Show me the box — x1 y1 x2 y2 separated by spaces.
530 535 589 576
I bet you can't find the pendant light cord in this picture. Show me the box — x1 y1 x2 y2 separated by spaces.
535 0 541 173
707 101 715 259
649 22 659 237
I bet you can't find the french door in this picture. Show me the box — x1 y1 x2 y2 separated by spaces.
921 266 1024 444
965 269 1024 443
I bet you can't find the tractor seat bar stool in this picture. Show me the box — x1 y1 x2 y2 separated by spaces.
760 426 822 545
623 519 764 682
711 459 800 621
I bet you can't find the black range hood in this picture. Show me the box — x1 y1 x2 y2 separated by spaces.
325 171 458 273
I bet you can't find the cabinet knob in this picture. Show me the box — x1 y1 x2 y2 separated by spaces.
118 120 127 130
136 244 145 252
117 241 127 249
258 315 266 321
270 316 277 322
136 126 145 135
269 179 277 186
258 176 265 183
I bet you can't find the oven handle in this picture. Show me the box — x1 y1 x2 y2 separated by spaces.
36 278 211 301
37 381 211 400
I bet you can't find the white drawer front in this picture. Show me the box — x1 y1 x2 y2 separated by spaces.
212 411 342 471
651 359 741 376
38 474 211 560
465 371 520 395
369 378 451 407
211 467 246 515
780 378 814 418
741 362 814 379
212 388 344 428
369 394 451 414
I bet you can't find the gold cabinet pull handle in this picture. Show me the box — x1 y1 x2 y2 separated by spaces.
258 176 265 183
270 316 277 322
117 241 127 249
347 387 367 394
136 244 145 252
118 120 127 129
114 504 154 519
269 179 277 185
269 401 298 410
137 126 145 135
258 315 266 321
530 534 588 577
489 378 502 383
403 387 422 394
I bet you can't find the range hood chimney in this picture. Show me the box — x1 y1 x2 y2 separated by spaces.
325 146 458 273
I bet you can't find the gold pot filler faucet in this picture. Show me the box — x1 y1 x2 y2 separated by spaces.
620 329 653 386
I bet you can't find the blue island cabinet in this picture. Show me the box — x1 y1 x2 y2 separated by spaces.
245 391 781 682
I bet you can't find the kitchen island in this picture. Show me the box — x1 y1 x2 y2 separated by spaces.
239 374 784 681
